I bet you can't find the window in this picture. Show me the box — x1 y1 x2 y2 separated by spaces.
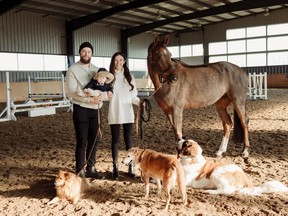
247 38 266 52
228 55 246 67
168 46 179 58
268 52 288 65
210 23 288 66
209 42 227 55
129 59 147 71
247 53 266 66
267 36 288 51
226 28 245 40
209 56 227 63
44 55 67 71
92 57 111 70
18 54 44 71
180 45 192 57
267 23 288 36
227 40 246 54
247 26 266 38
0 53 18 70
192 44 203 56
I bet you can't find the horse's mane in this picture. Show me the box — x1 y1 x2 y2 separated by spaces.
172 58 210 68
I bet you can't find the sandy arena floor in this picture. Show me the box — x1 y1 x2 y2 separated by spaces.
0 89 287 216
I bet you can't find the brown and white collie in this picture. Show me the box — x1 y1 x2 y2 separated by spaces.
178 139 288 195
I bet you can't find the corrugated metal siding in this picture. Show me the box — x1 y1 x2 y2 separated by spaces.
128 33 153 59
0 11 65 54
74 23 120 57
243 65 288 75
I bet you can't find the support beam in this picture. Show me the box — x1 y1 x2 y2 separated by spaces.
122 0 288 37
68 0 168 31
66 21 75 67
0 0 26 16
121 30 129 58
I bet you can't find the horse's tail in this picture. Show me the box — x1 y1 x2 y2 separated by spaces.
233 109 244 143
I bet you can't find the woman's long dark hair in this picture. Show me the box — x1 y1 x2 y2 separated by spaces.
109 52 134 91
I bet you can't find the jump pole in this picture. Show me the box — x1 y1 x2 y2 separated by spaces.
0 72 12 122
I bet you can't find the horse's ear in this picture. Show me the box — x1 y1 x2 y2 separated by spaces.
163 34 170 46
153 33 159 46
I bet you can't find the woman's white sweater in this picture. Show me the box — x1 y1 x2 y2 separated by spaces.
108 69 140 124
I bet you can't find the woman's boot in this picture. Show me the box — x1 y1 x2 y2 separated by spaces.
112 163 119 179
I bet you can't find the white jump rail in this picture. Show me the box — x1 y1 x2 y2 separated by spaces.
248 72 268 100
0 72 71 122
0 72 12 122
26 74 68 102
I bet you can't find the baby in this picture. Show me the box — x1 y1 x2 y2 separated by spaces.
78 68 114 102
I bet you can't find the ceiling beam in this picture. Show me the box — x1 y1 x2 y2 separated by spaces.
67 0 168 31
122 0 288 38
0 0 26 16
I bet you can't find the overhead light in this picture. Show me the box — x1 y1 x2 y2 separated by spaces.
93 0 99 3
156 10 162 20
264 8 270 16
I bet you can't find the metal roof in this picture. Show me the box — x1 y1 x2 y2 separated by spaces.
1 0 288 36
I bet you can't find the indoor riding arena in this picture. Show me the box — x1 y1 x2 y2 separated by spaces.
0 1 287 216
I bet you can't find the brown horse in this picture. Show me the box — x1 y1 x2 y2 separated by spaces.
147 35 250 158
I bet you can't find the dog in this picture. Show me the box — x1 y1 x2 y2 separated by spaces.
122 147 187 210
47 170 91 205
178 139 288 195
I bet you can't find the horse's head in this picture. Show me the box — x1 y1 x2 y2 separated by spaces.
147 35 177 83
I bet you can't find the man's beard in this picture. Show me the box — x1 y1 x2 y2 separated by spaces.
80 57 91 64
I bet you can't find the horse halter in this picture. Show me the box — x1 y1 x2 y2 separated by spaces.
148 47 178 84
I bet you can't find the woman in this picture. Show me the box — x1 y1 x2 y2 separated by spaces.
108 52 140 179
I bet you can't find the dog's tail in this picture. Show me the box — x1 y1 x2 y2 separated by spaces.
176 162 187 205
81 178 92 192
239 180 288 195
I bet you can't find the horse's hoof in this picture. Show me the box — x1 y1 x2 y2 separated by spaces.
215 151 223 158
241 151 249 159
243 157 250 164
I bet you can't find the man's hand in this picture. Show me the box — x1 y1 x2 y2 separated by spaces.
89 95 102 104
107 91 113 99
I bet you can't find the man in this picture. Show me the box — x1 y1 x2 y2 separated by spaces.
66 42 106 179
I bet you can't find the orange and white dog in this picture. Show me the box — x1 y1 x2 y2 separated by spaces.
47 170 91 205
178 139 288 195
122 147 187 210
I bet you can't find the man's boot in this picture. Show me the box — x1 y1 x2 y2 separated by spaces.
86 166 104 179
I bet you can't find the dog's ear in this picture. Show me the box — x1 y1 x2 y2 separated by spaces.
64 171 73 180
133 147 139 155
184 141 199 157
182 140 189 150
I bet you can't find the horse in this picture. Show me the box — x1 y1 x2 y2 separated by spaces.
147 35 250 158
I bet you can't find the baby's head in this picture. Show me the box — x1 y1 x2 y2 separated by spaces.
94 68 114 84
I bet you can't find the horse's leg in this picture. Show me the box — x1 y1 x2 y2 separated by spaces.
166 111 183 141
215 97 233 157
233 101 250 158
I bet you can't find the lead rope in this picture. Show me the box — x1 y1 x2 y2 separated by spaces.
135 85 161 149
